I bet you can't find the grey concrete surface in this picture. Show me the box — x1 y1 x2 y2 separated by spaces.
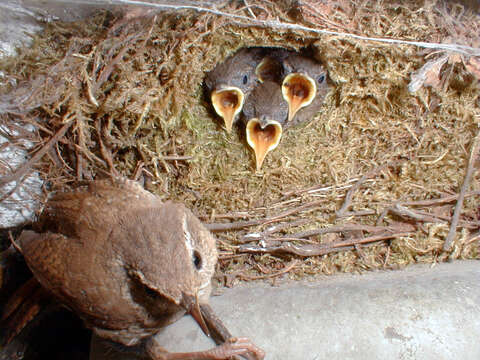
90 260 480 360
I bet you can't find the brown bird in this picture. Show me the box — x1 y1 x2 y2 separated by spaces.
242 80 288 171
281 53 329 124
8 178 265 360
205 48 265 133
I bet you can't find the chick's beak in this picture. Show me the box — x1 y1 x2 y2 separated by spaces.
182 293 210 337
246 118 283 171
211 87 245 133
282 73 316 122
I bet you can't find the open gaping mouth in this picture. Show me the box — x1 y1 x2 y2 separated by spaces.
211 87 245 133
246 118 283 171
282 73 316 122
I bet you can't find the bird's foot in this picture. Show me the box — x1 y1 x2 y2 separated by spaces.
147 337 265 360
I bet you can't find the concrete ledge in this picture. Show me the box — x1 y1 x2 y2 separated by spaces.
91 260 480 360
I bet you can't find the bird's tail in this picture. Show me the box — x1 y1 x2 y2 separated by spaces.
1 276 51 346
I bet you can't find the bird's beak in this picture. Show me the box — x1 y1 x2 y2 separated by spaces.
211 87 245 133
282 73 316 122
246 118 283 171
182 293 210 337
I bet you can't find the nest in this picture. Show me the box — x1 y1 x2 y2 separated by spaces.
0 0 479 285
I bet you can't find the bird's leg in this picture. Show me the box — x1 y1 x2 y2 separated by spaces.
200 303 261 360
146 337 265 360
179 298 264 360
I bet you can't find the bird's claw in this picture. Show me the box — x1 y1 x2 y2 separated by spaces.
210 337 265 360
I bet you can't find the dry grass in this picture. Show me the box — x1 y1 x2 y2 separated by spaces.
0 0 479 286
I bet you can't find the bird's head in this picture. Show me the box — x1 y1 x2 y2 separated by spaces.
123 202 217 334
282 58 327 122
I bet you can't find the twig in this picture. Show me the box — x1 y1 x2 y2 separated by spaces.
238 232 413 256
465 231 480 245
280 178 358 199
336 164 387 217
288 223 405 239
162 155 193 161
242 0 256 18
95 119 118 175
0 119 74 187
238 260 299 280
391 204 447 224
443 131 480 251
259 223 416 244
399 190 480 207
205 199 326 232
240 219 310 243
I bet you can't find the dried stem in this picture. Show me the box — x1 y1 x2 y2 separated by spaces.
0 119 74 187
238 259 299 280
336 164 387 217
205 199 326 232
443 131 480 251
238 232 412 257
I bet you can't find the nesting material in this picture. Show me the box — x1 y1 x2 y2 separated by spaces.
0 1 479 283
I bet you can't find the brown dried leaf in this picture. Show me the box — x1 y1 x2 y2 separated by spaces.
408 54 449 92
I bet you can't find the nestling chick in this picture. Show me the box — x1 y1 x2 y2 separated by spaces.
255 49 329 124
10 178 265 360
205 48 265 133
243 51 329 171
280 53 329 124
242 80 288 171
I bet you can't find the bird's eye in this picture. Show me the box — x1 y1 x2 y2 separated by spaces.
317 74 325 83
242 75 248 85
193 250 202 270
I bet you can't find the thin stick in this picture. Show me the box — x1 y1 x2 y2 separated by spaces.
336 164 387 217
280 178 358 199
238 232 412 256
162 155 193 161
0 120 73 186
238 260 299 280
391 204 447 224
443 131 480 251
239 219 310 243
288 224 391 239
205 199 326 232
400 190 480 207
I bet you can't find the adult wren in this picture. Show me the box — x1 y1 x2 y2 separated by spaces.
9 178 265 359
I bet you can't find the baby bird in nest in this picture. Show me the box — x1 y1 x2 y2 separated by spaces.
2 178 265 360
205 47 266 133
243 49 330 170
